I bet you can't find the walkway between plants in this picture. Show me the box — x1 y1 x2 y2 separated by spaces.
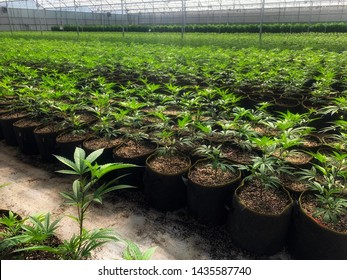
0 141 290 260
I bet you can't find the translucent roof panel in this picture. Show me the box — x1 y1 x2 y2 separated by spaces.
1 0 346 13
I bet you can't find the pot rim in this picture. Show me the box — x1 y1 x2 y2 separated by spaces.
146 152 191 176
234 179 294 217
298 190 347 236
187 158 242 188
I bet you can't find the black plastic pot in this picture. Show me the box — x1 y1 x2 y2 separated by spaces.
0 108 12 140
143 153 191 211
227 182 293 256
185 159 242 226
288 191 347 259
271 97 303 114
13 119 42 155
56 131 87 160
0 112 27 146
113 140 157 189
34 124 65 162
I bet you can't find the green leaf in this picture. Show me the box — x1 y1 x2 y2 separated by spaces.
56 169 80 175
97 163 138 179
54 155 77 172
142 246 157 260
74 147 86 173
85 148 104 164
123 241 143 260
72 180 81 201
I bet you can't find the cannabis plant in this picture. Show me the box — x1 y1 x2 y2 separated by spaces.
298 151 347 224
24 147 138 259
1 213 60 259
122 240 157 260
194 144 236 179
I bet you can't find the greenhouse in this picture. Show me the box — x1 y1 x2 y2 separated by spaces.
0 0 347 264
1 0 347 31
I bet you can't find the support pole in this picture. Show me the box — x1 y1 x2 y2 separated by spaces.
121 0 125 37
181 0 186 39
5 0 13 35
259 0 266 46
74 0 80 37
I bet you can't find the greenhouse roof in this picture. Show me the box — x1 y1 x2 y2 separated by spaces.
1 0 346 13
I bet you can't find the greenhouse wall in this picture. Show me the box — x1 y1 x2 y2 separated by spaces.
0 5 346 31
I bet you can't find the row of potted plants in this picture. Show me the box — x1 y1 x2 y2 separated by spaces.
0 90 346 259
0 32 346 259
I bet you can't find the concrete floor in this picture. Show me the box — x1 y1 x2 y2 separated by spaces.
0 141 290 260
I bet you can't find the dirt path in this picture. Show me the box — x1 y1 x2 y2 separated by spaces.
0 141 290 260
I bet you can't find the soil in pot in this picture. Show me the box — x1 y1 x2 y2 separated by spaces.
34 123 66 162
186 160 242 226
13 118 42 155
221 142 259 165
144 153 191 211
83 137 123 165
274 150 313 169
113 139 157 188
288 192 347 259
0 112 27 146
227 180 293 256
56 131 88 160
279 173 308 198
299 135 322 152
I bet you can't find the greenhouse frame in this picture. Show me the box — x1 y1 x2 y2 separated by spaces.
0 0 346 31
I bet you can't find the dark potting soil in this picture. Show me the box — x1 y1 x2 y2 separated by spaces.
34 123 64 134
301 136 321 149
284 151 312 165
238 181 291 215
56 132 87 143
147 154 190 175
280 173 308 193
2 235 62 260
221 145 256 165
0 112 27 120
301 193 347 233
251 124 279 137
13 119 42 128
83 137 123 150
114 140 156 158
188 161 239 187
76 113 97 124
273 150 312 165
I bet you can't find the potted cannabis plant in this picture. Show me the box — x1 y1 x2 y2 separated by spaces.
0 93 28 146
143 130 191 211
289 151 347 259
12 91 52 155
227 153 294 255
113 130 157 188
185 144 242 226
83 114 123 165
